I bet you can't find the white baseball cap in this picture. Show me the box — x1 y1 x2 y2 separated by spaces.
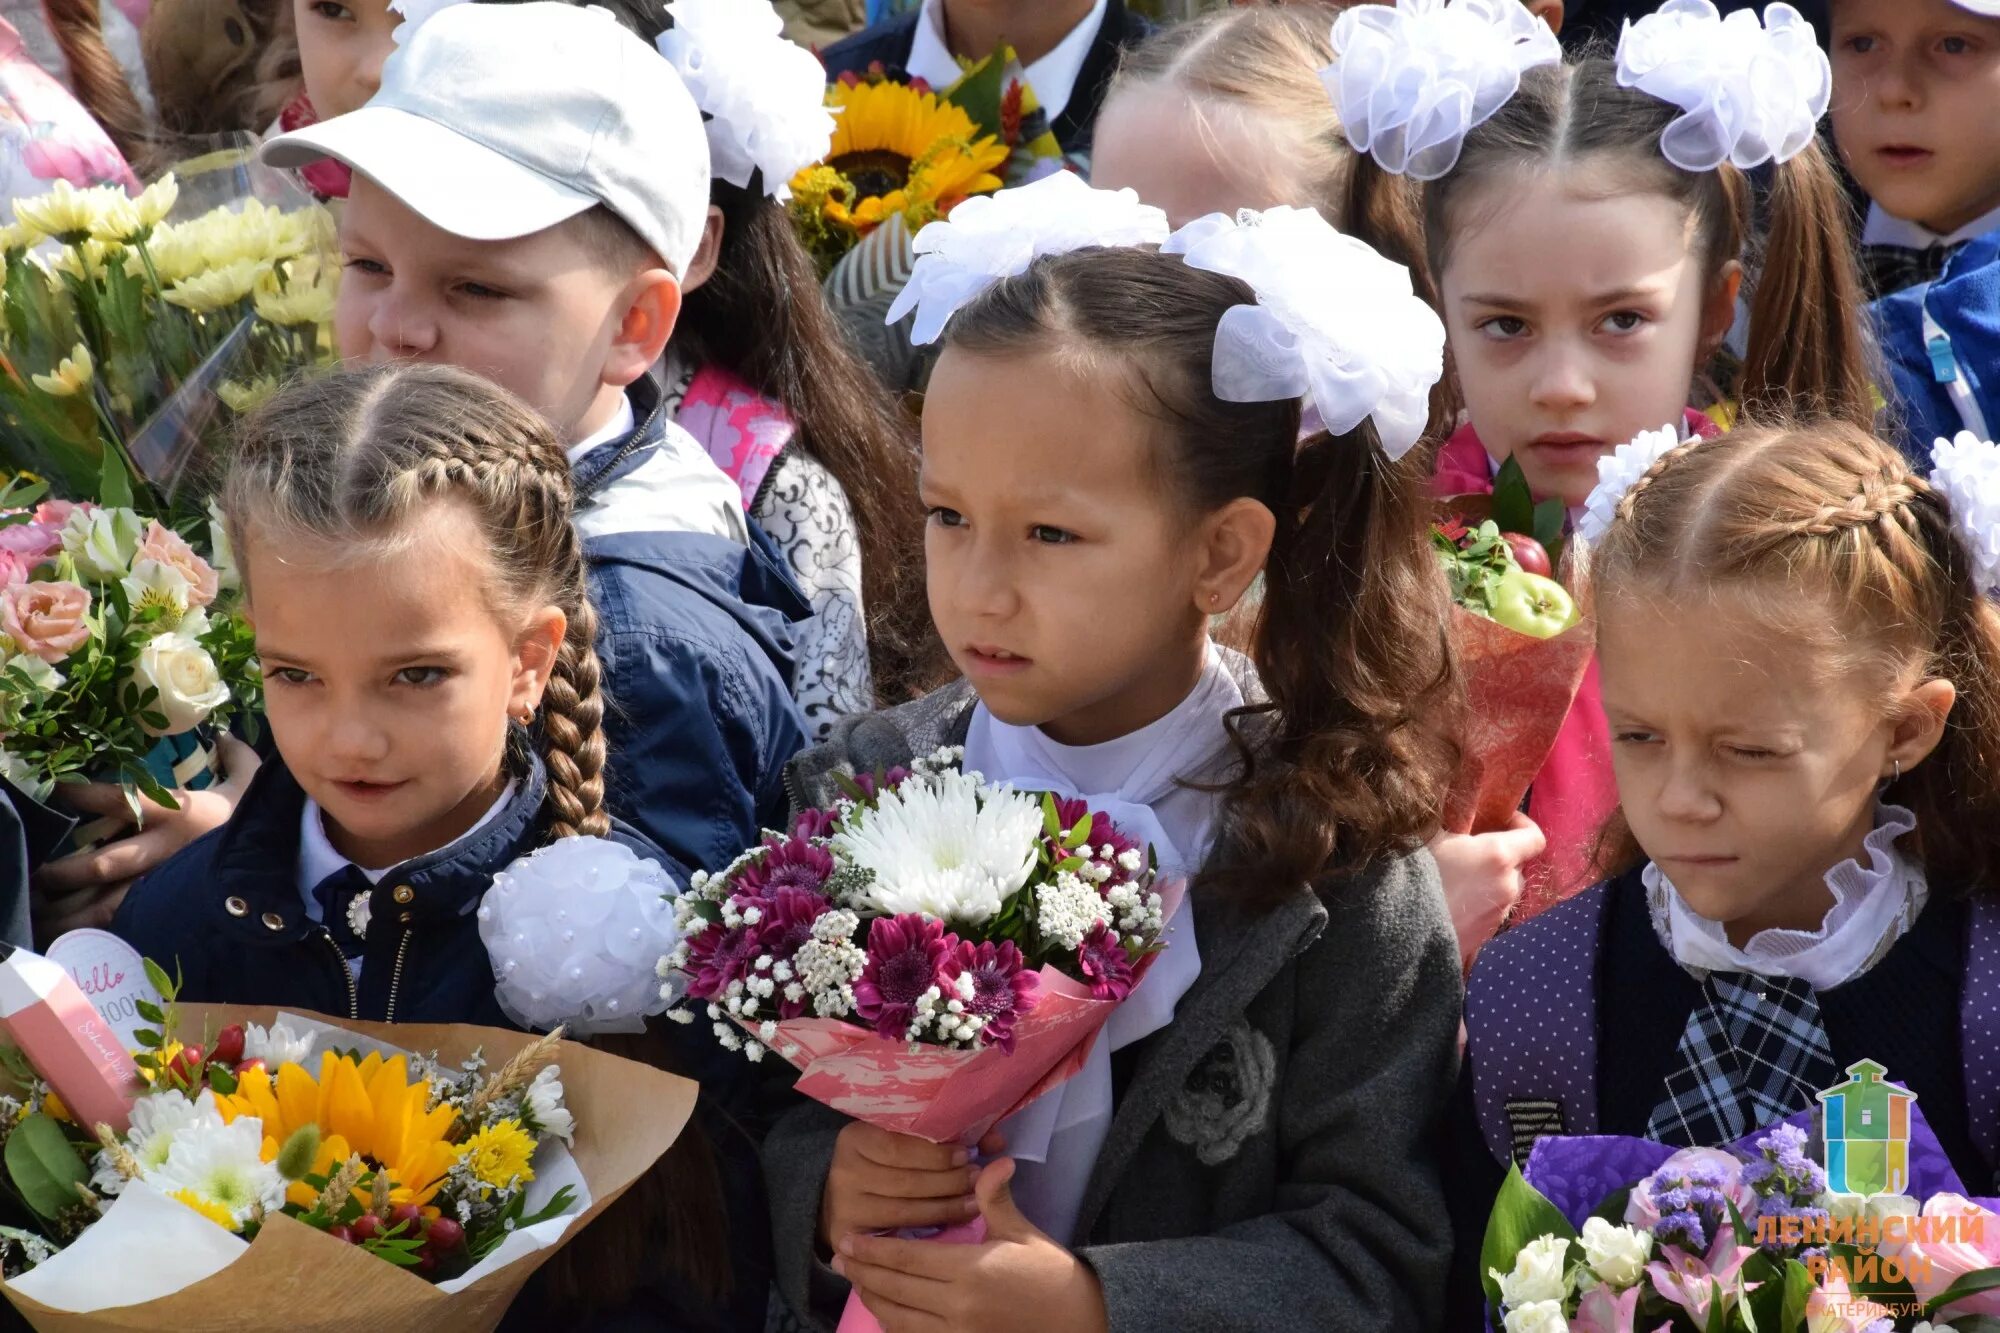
1954 0 2000 14
263 2 710 277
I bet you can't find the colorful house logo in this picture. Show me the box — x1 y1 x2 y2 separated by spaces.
1817 1059 1916 1196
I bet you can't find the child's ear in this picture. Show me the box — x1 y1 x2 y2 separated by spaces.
1523 0 1562 34
1193 498 1277 617
1701 260 1745 356
601 270 683 390
681 206 726 295
1887 676 1957 779
510 606 569 719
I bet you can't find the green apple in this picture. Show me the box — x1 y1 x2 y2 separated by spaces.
1488 569 1578 639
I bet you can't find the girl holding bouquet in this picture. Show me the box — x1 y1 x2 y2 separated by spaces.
1447 419 2000 1321
1328 0 1876 925
764 174 1464 1331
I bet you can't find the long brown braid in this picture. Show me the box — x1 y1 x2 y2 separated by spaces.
40 0 149 163
1592 417 2000 892
224 363 609 839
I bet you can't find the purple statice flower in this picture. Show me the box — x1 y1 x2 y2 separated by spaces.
853 914 951 1039
754 887 833 1018
1076 922 1136 1000
1643 1162 1733 1255
737 836 837 897
1754 1123 1828 1197
938 939 1040 1053
791 806 838 842
684 916 764 1000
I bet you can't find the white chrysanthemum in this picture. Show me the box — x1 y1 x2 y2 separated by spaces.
241 1021 315 1069
143 1097 283 1227
93 1089 206 1196
523 1065 575 1144
1576 423 1683 546
833 772 1042 925
1931 431 2000 592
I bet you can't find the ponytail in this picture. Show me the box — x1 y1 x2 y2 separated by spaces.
1343 149 1458 427
40 0 148 164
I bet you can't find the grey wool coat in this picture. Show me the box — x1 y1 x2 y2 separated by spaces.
763 671 1464 1333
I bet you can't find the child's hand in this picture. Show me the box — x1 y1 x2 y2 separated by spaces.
819 1122 988 1251
1429 812 1546 970
833 1158 1109 1333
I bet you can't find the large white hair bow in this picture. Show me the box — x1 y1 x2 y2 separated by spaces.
657 0 836 201
886 171 1170 346
1323 0 1561 181
1616 0 1831 173
1931 432 2000 592
1161 206 1445 460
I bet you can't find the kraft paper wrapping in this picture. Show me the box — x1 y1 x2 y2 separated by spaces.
1 1006 697 1333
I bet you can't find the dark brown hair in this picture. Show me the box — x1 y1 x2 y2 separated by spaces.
225 363 609 840
1593 418 2000 892
1422 57 1875 429
944 247 1458 905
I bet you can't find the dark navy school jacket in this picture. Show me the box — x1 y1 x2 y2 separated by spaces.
571 376 813 878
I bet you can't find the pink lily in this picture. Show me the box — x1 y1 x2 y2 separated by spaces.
1646 1236 1758 1327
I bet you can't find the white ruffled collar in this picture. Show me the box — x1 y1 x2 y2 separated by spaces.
1645 803 1927 991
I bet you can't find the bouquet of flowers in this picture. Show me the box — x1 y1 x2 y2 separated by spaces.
0 989 694 1330
0 145 336 513
1435 456 1594 908
661 747 1173 1140
0 478 258 812
1481 1112 2000 1332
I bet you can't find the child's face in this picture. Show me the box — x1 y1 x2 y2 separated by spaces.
1091 85 1310 228
245 503 563 868
1599 590 1904 947
1441 172 1733 508
295 0 400 120
920 347 1225 747
1830 0 2000 235
336 178 654 444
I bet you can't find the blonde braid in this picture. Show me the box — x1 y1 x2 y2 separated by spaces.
1782 466 1921 540
1614 432 1719 527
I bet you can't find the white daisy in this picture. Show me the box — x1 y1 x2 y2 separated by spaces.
144 1105 283 1227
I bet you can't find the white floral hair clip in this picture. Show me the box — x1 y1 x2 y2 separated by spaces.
1616 0 1830 173
1161 206 1445 460
1322 0 1561 182
388 0 466 44
656 0 835 202
887 172 1170 346
1930 431 2000 592
1576 423 1685 546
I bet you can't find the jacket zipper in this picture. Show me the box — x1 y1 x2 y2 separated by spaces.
384 929 414 1024
319 929 360 1020
782 758 809 820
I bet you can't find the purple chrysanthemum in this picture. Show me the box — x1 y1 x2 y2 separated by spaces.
853 914 951 1039
737 836 836 898
938 939 1040 1053
1076 922 1136 1000
684 919 763 1000
754 887 833 1018
791 806 838 842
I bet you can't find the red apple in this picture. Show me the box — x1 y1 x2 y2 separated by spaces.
1500 531 1553 578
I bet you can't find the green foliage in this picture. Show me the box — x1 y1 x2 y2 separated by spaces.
3 1116 88 1224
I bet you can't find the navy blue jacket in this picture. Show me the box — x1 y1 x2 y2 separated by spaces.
820 0 1152 159
572 377 813 877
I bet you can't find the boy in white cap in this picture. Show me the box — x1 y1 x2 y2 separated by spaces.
263 1 811 888
1829 0 2000 295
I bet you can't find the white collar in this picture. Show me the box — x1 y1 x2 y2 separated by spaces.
565 394 638 467
1644 804 1927 991
1862 200 2000 251
906 0 1108 122
297 781 518 923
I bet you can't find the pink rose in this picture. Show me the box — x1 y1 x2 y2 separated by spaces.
134 521 218 608
33 501 91 528
0 552 26 588
1878 1194 2000 1319
0 580 91 664
0 521 60 571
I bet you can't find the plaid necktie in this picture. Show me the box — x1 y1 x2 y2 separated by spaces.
1647 972 1840 1148
1861 242 1964 299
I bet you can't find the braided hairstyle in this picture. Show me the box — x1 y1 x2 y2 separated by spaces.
223 363 610 840
1592 418 2000 892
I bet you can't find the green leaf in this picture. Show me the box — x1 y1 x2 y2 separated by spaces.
1532 498 1566 567
1490 456 1536 537
134 1000 164 1025
129 768 179 813
133 1028 162 1049
1062 813 1094 851
207 1065 237 1095
142 957 176 1003
1040 792 1060 841
939 46 1009 141
1779 1258 1813 1332
1928 1265 2000 1317
4 1115 88 1223
1477 1163 1577 1312
1705 1278 1732 1333
96 448 134 510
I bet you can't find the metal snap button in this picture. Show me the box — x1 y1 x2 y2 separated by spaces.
224 897 249 918
261 912 285 931
392 884 416 905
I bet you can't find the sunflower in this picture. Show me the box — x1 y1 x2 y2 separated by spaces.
788 78 1007 261
215 1050 458 1212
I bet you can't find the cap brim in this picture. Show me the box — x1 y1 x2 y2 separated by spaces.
1954 0 2000 14
263 106 595 243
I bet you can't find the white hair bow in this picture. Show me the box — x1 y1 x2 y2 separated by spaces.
657 0 836 201
1616 0 1831 173
886 172 1170 346
1322 0 1561 182
1931 431 2000 592
1576 424 1685 546
1161 206 1445 460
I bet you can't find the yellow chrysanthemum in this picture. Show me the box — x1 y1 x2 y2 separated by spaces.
253 254 337 328
169 1188 238 1231
788 79 1007 243
14 180 107 244
137 1040 184 1086
217 377 279 414
164 259 266 314
30 344 93 397
456 1120 536 1192
0 222 29 254
51 238 122 282
215 1050 458 1211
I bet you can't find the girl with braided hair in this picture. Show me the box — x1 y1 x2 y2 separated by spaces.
1444 418 2000 1322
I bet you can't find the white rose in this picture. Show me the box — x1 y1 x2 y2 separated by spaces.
1580 1216 1653 1289
1502 1300 1569 1333
205 499 239 592
60 507 145 581
129 632 229 735
1492 1234 1573 1309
